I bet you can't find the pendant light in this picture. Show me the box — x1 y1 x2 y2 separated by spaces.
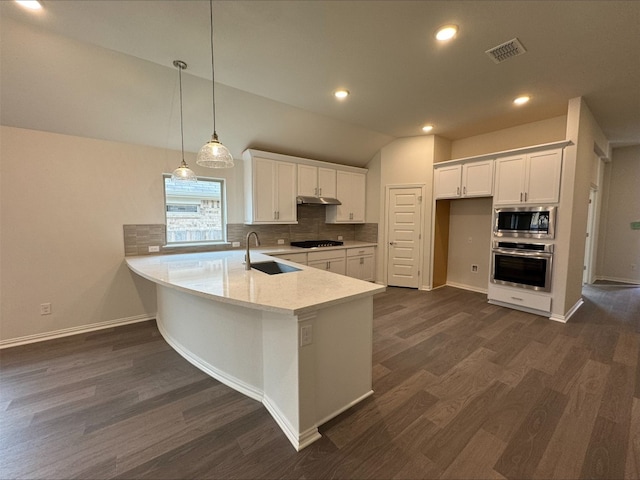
196 0 234 168
171 60 197 182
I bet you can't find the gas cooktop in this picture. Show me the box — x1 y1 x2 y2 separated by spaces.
290 240 344 248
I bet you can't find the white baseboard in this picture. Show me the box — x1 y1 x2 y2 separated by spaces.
594 275 640 286
0 314 155 350
446 281 488 295
549 298 584 323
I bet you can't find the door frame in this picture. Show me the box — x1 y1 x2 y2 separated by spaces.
383 184 426 288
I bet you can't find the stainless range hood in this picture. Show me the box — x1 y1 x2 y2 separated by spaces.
296 195 342 205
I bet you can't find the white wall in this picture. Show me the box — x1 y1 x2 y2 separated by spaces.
446 198 493 292
450 115 567 160
597 145 640 284
378 135 439 289
0 126 243 344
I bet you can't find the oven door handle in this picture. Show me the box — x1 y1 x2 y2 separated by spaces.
492 248 553 258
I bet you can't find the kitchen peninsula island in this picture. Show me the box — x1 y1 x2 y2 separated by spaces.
126 250 385 450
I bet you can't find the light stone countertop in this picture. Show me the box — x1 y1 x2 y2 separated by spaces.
126 247 385 316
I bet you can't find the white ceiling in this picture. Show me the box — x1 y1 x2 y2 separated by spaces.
1 0 639 167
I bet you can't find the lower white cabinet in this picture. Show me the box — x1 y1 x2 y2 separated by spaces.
346 247 375 281
307 249 346 275
488 283 551 313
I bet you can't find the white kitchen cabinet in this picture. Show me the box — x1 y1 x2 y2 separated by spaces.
326 171 366 223
434 160 494 199
270 252 308 265
346 246 375 281
244 156 297 224
494 148 562 205
298 165 337 198
307 249 346 275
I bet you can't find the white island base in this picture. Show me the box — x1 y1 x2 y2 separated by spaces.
156 283 374 450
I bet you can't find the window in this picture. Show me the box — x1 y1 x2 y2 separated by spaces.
163 175 226 245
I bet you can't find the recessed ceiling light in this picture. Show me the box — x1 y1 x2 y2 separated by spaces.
513 95 531 105
435 25 458 41
334 89 350 99
15 0 42 10
422 125 434 133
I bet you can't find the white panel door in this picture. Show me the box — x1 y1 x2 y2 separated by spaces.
387 187 423 288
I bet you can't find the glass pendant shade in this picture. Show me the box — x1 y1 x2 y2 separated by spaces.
196 132 234 168
171 159 197 182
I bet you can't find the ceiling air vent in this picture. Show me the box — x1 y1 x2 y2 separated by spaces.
485 38 527 64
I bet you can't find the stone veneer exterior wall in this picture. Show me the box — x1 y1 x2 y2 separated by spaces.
124 205 377 256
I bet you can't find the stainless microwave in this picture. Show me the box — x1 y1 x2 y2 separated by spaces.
493 206 556 239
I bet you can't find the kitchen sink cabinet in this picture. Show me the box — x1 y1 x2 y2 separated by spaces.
494 148 562 205
434 159 494 199
298 165 337 199
346 247 375 281
244 155 297 224
326 171 366 223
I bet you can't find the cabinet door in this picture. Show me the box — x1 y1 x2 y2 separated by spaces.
275 161 297 222
253 158 276 222
347 255 375 281
317 167 337 198
434 164 462 199
327 257 346 275
462 160 494 197
525 149 562 204
334 171 352 222
346 256 362 279
494 155 526 205
297 164 317 197
350 173 366 222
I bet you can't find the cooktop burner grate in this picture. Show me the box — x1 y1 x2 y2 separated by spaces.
290 240 344 248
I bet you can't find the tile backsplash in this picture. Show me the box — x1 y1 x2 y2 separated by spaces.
124 206 377 256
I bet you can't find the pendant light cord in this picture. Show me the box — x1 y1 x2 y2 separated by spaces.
178 63 185 161
209 0 217 137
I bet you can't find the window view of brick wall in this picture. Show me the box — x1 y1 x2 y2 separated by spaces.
164 177 225 243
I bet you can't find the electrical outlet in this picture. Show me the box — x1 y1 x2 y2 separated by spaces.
277 239 285 245
300 325 313 346
232 241 240 248
148 245 160 253
40 303 51 315
338 235 343 241
471 264 479 273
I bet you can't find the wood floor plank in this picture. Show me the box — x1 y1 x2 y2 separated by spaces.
625 397 640 479
493 388 568 479
580 415 629 480
533 359 610 480
441 428 507 480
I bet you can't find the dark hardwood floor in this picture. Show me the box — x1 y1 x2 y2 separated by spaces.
1 284 638 479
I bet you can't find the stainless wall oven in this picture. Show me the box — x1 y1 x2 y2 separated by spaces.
494 206 556 239
491 241 553 292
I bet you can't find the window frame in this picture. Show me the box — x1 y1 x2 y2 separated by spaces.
162 174 228 247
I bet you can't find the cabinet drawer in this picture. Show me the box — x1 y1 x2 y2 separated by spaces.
488 284 551 312
346 246 375 257
307 249 346 262
271 253 308 265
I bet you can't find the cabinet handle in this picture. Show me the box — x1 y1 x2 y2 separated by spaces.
520 192 523 202
319 187 322 196
274 211 277 220
314 187 318 196
457 187 460 196
360 257 364 265
524 192 528 202
326 261 330 270
463 186 466 195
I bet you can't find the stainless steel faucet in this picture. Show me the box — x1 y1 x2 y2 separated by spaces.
245 231 261 270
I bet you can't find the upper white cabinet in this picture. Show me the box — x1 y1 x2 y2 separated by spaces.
326 171 366 223
434 160 494 199
297 165 337 198
243 155 297 224
494 148 562 205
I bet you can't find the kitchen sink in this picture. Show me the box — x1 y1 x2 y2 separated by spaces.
251 261 301 275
